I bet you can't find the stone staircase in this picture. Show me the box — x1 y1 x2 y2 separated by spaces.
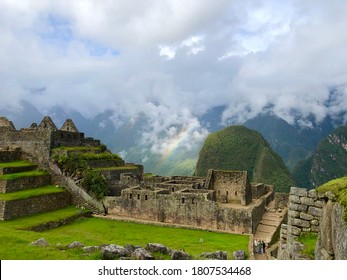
254 201 286 243
0 149 72 220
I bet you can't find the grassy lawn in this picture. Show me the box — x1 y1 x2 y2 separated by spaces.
0 170 48 180
298 232 317 259
0 161 36 168
0 185 65 201
95 166 139 171
0 209 249 260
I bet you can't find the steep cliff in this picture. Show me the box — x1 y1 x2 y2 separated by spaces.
194 126 295 192
293 126 347 188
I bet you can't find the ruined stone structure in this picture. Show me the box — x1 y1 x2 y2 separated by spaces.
105 170 275 234
0 116 100 164
278 187 347 260
0 116 276 235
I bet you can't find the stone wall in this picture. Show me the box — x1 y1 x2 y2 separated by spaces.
0 148 21 162
0 192 71 220
0 173 51 193
315 198 347 260
105 187 259 234
277 187 347 260
48 160 106 214
206 170 252 206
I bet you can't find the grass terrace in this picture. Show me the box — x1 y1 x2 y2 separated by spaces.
298 232 317 259
0 170 48 180
0 210 249 260
0 160 37 168
0 185 65 201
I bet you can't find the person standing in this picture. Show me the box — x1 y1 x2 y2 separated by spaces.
262 240 266 254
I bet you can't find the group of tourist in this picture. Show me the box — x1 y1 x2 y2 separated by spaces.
254 239 266 254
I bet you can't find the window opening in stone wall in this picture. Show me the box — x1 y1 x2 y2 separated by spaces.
192 198 195 204
226 191 229 196
181 197 185 204
145 195 148 200
172 188 175 192
235 191 237 196
137 194 140 200
129 194 132 199
218 190 220 195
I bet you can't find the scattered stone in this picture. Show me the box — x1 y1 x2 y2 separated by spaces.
132 248 154 260
200 251 227 260
233 250 245 260
30 238 49 247
67 241 84 249
145 243 169 254
171 250 191 260
101 244 130 260
83 246 100 253
125 244 142 253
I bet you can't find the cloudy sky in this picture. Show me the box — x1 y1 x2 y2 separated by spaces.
1 0 347 137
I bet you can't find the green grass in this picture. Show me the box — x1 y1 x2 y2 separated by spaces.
317 176 347 221
298 232 317 259
0 170 48 180
0 161 36 168
0 210 249 260
0 185 65 201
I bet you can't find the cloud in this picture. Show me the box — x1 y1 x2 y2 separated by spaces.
0 0 347 142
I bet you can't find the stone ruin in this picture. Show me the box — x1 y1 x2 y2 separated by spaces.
0 116 277 235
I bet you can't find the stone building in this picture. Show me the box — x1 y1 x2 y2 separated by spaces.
105 169 274 234
0 116 100 164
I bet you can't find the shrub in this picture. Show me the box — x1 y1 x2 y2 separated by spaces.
81 169 108 200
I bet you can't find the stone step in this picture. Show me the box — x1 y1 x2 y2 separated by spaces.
0 191 71 220
0 163 38 175
0 172 51 193
260 219 280 227
256 224 276 234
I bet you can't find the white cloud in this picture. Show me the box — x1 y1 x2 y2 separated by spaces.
0 0 347 132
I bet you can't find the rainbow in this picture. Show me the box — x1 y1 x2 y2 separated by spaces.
156 125 192 168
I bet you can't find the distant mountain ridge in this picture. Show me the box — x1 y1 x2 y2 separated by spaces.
293 126 347 188
194 125 295 192
1 101 345 181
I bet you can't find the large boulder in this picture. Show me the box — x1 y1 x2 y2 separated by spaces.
170 250 190 260
200 251 227 260
30 238 49 247
67 241 84 249
132 248 154 260
233 250 245 260
101 244 130 260
145 243 169 254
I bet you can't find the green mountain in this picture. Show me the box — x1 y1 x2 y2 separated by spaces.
194 126 295 192
293 126 347 188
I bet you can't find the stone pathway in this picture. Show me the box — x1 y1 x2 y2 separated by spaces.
253 201 287 260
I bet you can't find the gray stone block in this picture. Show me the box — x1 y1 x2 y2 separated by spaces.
310 219 319 226
314 200 323 208
289 195 301 203
300 197 315 206
308 190 318 198
288 210 300 218
289 203 308 212
290 226 302 236
308 206 323 217
292 218 310 228
300 212 314 221
290 187 308 197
